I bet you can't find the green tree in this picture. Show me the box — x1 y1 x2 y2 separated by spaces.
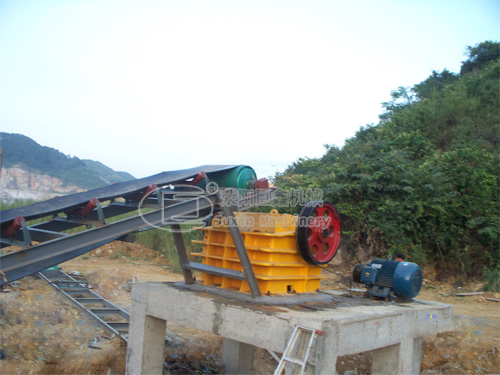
413 69 458 100
273 41 500 279
460 40 499 75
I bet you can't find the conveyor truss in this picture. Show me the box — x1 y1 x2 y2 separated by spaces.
1 165 275 298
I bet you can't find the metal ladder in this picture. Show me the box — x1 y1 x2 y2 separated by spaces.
38 267 173 371
274 325 325 375
37 268 132 342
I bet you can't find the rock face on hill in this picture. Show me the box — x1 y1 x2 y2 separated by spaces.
0 167 85 201
0 132 136 202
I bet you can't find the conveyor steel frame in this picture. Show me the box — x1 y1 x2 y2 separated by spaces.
1 188 276 299
0 161 275 298
0 195 216 287
220 202 261 297
0 165 241 228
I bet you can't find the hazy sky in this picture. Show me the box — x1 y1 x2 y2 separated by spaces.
1 0 499 180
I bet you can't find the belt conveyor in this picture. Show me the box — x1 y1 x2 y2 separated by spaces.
1 165 238 228
0 165 274 293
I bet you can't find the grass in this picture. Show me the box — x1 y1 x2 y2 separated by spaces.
1 199 39 210
483 267 500 292
136 225 203 273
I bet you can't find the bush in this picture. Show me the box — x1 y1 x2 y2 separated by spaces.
483 267 500 293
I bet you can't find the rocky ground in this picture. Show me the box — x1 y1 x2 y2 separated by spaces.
0 241 499 374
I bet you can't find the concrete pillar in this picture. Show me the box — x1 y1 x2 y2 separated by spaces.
313 325 338 375
372 337 422 375
222 338 255 375
126 301 166 375
411 337 423 374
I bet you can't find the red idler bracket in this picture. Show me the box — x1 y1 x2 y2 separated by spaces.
1 216 25 237
128 184 158 201
67 198 99 217
189 172 206 186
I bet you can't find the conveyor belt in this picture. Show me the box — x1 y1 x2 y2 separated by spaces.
1 165 239 228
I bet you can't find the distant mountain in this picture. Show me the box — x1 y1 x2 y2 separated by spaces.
82 159 135 186
0 132 135 191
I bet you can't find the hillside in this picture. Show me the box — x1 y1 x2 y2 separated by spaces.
0 133 135 191
82 159 135 186
273 41 500 283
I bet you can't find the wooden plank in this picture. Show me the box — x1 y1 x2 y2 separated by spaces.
455 292 485 297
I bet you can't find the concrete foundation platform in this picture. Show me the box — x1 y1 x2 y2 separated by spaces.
125 282 453 375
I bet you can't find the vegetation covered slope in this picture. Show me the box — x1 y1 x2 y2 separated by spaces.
0 133 135 190
81 159 136 186
273 41 499 280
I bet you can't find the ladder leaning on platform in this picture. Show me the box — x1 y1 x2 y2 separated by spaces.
274 325 326 375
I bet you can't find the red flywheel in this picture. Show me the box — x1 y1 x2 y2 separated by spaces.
296 201 341 265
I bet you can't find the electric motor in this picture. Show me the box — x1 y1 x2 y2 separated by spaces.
352 259 423 300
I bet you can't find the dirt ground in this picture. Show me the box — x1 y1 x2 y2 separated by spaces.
1 241 499 375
